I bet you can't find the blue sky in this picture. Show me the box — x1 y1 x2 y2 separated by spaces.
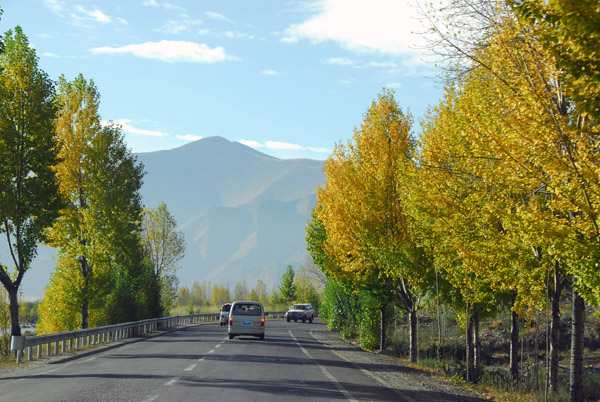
2 0 442 160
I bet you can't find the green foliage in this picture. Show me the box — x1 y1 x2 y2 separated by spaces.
320 278 357 336
358 291 381 351
0 25 61 336
19 301 39 324
43 73 146 330
278 265 296 304
141 201 186 313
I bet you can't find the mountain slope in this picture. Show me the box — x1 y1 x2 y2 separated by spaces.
137 136 325 292
19 136 325 298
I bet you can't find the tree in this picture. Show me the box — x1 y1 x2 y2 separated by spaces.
209 284 231 307
316 89 429 361
45 73 145 329
421 3 599 396
511 0 600 124
141 201 186 313
278 265 296 304
233 280 248 301
294 266 321 310
0 26 61 337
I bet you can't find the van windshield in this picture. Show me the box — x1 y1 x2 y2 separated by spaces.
221 304 231 312
232 303 262 316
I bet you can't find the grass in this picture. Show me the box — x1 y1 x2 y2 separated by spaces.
381 308 600 402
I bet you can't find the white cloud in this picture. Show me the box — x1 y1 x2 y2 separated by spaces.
262 70 278 76
282 0 427 60
237 139 330 154
42 0 66 14
177 134 203 141
205 11 235 24
327 57 355 66
223 30 253 40
237 140 262 148
91 40 229 63
369 61 397 68
74 5 112 23
143 0 159 7
309 147 331 153
266 141 304 151
385 82 402 89
157 18 203 35
109 119 165 137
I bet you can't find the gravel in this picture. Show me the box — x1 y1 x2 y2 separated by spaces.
310 328 489 402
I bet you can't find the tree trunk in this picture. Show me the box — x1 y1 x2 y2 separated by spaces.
510 308 520 382
81 296 89 329
549 265 565 393
473 309 480 373
466 313 474 382
380 303 387 352
80 255 90 329
409 307 417 363
570 288 585 402
436 270 442 360
7 285 21 337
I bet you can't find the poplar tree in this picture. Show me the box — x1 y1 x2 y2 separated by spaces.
44 74 144 329
0 26 60 337
141 201 186 313
317 89 430 361
279 265 297 304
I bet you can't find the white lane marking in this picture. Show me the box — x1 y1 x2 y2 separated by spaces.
309 329 418 402
164 377 180 386
141 395 158 402
207 349 215 354
185 364 197 371
36 367 62 376
289 330 358 402
215 344 221 349
83 357 96 362
198 357 205 361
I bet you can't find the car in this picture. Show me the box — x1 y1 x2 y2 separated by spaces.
219 303 232 326
285 303 314 323
228 301 265 340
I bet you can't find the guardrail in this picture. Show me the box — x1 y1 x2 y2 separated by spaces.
10 311 286 364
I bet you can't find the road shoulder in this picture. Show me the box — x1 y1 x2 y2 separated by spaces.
310 328 488 402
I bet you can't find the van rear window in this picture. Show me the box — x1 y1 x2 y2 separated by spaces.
232 303 262 316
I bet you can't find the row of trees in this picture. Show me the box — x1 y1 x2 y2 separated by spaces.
0 23 186 339
307 1 599 401
175 265 323 312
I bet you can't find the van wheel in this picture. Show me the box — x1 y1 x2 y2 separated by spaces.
309 316 313 323
260 334 265 341
228 334 234 339
302 316 306 323
287 317 290 322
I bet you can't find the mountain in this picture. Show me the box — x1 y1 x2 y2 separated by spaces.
136 136 325 292
19 136 325 299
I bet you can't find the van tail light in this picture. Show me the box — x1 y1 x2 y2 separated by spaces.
261 317 265 327
229 317 233 326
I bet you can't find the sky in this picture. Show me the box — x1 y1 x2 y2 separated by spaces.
2 0 443 160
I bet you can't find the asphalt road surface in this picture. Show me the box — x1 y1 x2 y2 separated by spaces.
0 319 478 401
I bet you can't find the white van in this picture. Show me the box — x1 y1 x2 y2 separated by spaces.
227 301 265 340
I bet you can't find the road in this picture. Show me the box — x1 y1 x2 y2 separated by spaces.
0 319 476 402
